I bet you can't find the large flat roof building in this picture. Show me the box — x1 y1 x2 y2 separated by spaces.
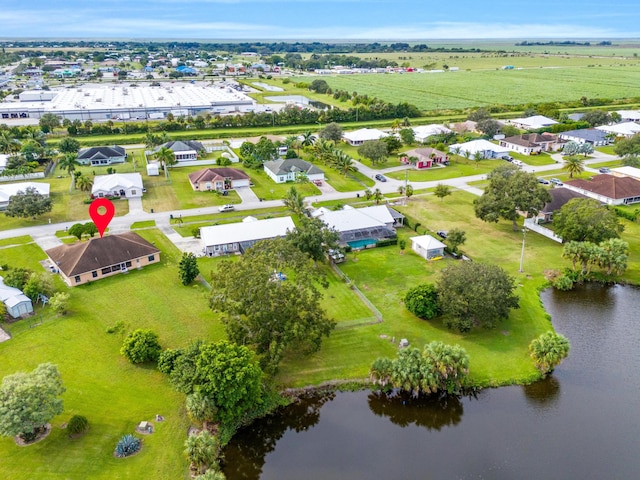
0 82 255 121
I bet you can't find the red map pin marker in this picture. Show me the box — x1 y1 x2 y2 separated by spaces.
89 198 115 238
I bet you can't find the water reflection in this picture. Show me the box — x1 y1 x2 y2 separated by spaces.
367 390 464 430
223 393 334 479
522 375 561 411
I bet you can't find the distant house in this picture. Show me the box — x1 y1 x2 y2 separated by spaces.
611 166 640 181
508 115 558 130
92 173 143 198
564 174 640 205
401 148 448 169
45 232 161 287
596 122 640 138
188 168 250 191
558 129 610 146
311 205 399 248
77 145 126 166
201 216 295 256
156 141 204 162
0 276 33 318
410 235 446 260
412 124 451 143
449 139 510 159
263 158 324 184
342 128 388 146
537 188 589 223
499 133 563 155
0 182 50 210
450 120 477 133
615 110 640 122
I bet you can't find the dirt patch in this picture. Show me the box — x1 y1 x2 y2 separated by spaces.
14 424 51 446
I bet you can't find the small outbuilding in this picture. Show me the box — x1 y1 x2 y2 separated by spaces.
0 276 33 318
410 235 446 260
146 163 160 176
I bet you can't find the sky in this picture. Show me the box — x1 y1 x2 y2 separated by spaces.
1 0 639 40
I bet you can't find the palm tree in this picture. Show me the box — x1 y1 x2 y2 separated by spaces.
373 188 384 205
333 151 357 176
300 130 316 148
184 431 219 475
156 146 176 176
564 156 585 178
283 186 306 218
76 175 93 196
390 119 402 132
284 135 301 156
0 131 20 154
312 139 334 164
58 153 80 190
472 151 483 168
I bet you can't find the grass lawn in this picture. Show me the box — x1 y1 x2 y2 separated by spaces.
512 151 558 166
386 157 503 182
276 191 569 387
130 220 157 229
0 235 33 247
588 159 625 169
0 229 224 480
0 167 129 232
595 145 618 155
245 167 319 201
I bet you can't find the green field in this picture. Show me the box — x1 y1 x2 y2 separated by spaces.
299 65 640 111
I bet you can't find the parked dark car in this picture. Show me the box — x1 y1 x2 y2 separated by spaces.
599 167 611 174
550 178 563 186
502 155 514 162
437 230 448 239
538 178 550 185
374 174 387 182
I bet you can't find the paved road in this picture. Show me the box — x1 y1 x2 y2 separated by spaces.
0 150 619 255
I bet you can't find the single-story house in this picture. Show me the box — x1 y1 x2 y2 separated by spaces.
188 168 250 191
77 145 126 166
0 276 33 318
499 133 563 155
412 124 451 143
615 110 640 122
45 232 161 287
155 140 205 162
312 205 399 248
263 158 324 184
449 139 510 159
450 120 477 133
611 166 640 181
0 182 50 210
564 174 640 205
342 128 388 146
558 129 610 146
401 148 448 169
508 115 558 130
92 173 144 198
596 122 640 138
201 216 295 256
537 188 589 223
410 235 446 260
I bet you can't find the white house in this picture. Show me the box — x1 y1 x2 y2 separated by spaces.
611 166 640 181
558 129 610 146
312 205 398 247
508 115 558 130
201 216 295 256
615 110 640 122
0 276 33 318
342 128 388 146
412 124 451 143
0 182 50 210
449 139 510 159
92 173 144 198
410 235 446 260
263 159 324 184
596 122 640 138
77 145 126 166
155 140 204 162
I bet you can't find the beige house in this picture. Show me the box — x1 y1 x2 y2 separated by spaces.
46 232 160 286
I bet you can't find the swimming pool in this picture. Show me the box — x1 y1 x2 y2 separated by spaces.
347 239 377 249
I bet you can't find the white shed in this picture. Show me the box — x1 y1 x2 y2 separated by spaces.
146 163 160 176
410 235 446 260
0 276 33 318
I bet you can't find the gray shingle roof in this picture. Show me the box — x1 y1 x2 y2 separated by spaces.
77 145 125 161
263 158 323 176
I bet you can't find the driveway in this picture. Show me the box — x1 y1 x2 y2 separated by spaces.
235 186 261 204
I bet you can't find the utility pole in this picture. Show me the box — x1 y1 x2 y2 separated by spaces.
519 228 527 273
404 168 408 206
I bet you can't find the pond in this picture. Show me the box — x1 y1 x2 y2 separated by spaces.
223 284 640 479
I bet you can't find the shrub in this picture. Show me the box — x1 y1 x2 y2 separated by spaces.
114 434 141 458
67 415 89 435
399 239 406 251
49 292 70 315
192 227 201 239
553 275 575 291
106 320 125 334
120 329 161 364
404 284 440 320
157 348 181 374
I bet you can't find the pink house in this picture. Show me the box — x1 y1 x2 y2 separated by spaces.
401 148 449 169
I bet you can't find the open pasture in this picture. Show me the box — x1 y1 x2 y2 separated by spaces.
301 65 640 111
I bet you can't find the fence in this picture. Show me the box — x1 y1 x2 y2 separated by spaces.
0 172 45 183
524 218 563 243
330 262 383 329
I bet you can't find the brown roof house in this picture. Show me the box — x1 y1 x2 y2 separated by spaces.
537 187 589 223
400 148 449 169
499 133 564 155
564 174 640 206
46 232 160 286
188 168 250 191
